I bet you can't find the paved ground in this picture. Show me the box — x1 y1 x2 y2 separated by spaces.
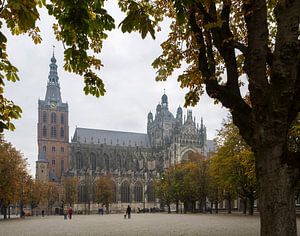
0 213 299 236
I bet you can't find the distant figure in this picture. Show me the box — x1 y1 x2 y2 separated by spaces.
101 206 104 215
64 209 68 220
42 210 45 217
68 207 73 219
126 205 131 219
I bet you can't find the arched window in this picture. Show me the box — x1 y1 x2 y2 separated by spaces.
51 112 56 123
117 155 122 170
121 181 130 203
76 152 83 169
61 114 64 124
147 182 155 202
134 182 143 203
42 146 46 152
104 154 109 171
90 153 96 171
51 126 56 137
79 185 86 203
111 181 117 202
43 112 47 122
52 146 55 152
43 126 47 137
60 127 64 138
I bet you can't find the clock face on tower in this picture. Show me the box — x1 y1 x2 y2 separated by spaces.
50 101 57 109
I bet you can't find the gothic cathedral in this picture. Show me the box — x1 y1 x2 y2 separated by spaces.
36 55 213 211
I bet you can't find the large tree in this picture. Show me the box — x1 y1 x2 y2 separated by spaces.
1 0 299 234
122 1 299 234
213 117 257 215
0 135 30 219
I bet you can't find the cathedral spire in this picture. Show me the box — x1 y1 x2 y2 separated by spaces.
45 51 62 104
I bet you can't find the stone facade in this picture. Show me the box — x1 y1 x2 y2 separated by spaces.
36 55 214 212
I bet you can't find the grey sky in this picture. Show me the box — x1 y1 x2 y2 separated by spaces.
3 2 228 176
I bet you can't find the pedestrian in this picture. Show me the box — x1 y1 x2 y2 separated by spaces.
68 206 73 219
126 205 131 219
64 209 68 220
42 210 45 217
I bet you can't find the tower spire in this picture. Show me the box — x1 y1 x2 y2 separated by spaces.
45 51 62 103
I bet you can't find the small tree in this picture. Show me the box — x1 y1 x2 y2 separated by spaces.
63 177 78 207
46 182 59 215
94 176 114 214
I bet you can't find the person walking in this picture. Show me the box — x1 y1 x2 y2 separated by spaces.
126 205 131 219
68 206 73 219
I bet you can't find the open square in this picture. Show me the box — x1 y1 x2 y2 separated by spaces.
1 213 300 236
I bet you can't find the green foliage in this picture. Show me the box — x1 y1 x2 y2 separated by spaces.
0 135 30 207
94 176 114 207
63 177 78 206
155 153 209 212
210 117 257 214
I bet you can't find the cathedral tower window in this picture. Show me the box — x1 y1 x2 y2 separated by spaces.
61 147 64 153
51 126 56 137
61 114 64 124
121 181 130 203
60 127 64 138
42 146 46 152
43 112 47 122
43 126 47 137
52 146 56 152
51 112 56 123
52 160 55 165
134 182 143 203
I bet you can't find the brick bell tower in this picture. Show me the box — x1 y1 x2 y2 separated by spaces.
36 51 69 182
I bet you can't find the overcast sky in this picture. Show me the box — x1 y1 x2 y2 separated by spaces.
3 2 228 176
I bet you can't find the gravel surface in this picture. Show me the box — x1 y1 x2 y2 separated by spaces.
0 213 299 236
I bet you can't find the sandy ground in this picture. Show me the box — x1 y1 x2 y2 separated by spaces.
0 213 299 236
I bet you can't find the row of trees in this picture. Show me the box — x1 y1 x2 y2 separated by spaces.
156 115 300 216
0 135 114 218
155 117 257 215
63 175 115 214
0 135 60 218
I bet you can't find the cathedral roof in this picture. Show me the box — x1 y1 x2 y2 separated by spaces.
72 127 151 148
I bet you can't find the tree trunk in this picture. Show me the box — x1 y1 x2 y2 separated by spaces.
167 204 171 214
214 201 218 214
243 198 247 214
248 196 254 216
256 146 297 236
105 203 109 214
176 201 179 213
3 206 7 219
227 197 232 214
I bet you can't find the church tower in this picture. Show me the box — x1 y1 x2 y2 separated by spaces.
36 53 69 182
